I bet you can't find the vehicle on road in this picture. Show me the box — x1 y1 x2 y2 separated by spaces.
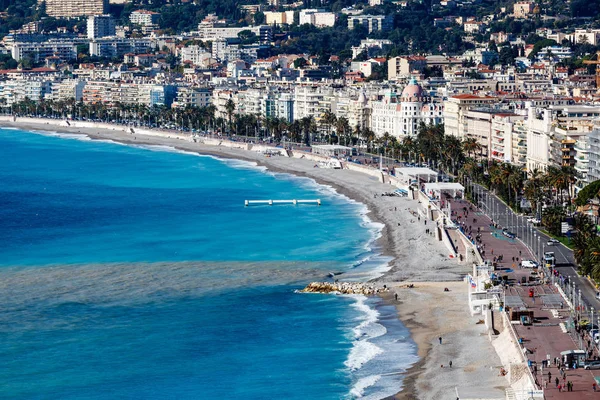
502 229 516 239
584 360 600 370
527 217 541 224
547 238 560 246
521 260 539 268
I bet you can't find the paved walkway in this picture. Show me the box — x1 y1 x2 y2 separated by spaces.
447 198 600 398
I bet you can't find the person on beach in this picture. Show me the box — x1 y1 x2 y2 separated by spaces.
395 293 398 301
449 360 452 368
439 337 442 344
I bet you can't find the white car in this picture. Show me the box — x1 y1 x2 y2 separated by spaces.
521 260 539 268
547 239 560 246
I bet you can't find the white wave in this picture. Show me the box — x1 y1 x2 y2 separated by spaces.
32 130 93 141
351 296 387 339
349 375 381 398
135 144 202 157
221 157 268 172
343 296 386 373
345 340 384 371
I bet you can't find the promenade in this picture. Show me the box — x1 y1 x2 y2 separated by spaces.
447 197 600 398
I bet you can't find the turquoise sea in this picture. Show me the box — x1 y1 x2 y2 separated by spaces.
0 128 418 399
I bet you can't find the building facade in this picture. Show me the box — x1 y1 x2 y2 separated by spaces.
87 15 116 40
41 0 108 18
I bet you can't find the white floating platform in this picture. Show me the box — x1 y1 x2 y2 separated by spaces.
245 199 321 206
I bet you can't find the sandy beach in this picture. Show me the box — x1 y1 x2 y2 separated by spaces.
0 119 508 398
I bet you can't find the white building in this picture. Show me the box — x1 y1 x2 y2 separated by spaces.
50 79 87 102
264 11 295 25
347 15 393 33
443 94 498 139
130 10 160 26
12 41 77 62
180 45 210 66
299 10 336 27
370 79 443 138
41 0 108 18
87 15 116 39
90 37 152 58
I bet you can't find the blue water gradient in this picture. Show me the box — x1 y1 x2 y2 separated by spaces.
0 129 417 399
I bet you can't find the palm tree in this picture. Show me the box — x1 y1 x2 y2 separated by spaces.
335 116 350 146
462 137 481 159
224 99 235 135
320 110 337 143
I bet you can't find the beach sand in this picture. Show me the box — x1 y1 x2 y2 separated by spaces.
383 282 508 400
0 120 508 398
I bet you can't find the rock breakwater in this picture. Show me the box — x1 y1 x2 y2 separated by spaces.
300 282 388 295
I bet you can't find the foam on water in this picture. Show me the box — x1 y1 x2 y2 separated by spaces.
349 375 382 398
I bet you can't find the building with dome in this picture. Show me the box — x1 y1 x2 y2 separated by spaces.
369 78 444 138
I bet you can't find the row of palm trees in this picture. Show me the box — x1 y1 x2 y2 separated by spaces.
459 155 578 236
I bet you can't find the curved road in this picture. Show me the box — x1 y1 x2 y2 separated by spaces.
466 180 600 317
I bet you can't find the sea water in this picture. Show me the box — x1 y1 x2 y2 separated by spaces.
0 128 418 399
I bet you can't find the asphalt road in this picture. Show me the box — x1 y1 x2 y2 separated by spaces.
465 180 600 316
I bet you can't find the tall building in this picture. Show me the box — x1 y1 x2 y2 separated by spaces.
87 15 116 39
40 0 108 18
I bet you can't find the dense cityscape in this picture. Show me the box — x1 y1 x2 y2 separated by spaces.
5 0 600 398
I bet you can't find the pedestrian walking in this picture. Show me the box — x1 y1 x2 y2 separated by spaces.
593 382 597 391
548 371 551 381
439 337 442 344
395 293 398 301
558 384 562 392
449 360 452 368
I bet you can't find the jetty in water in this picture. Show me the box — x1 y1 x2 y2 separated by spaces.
245 199 321 206
299 282 387 295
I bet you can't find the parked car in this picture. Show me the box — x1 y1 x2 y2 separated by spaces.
547 238 560 246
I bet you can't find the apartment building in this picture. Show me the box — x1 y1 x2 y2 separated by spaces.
264 11 295 25
87 15 116 40
0 79 53 105
299 10 336 27
50 79 86 102
490 114 526 164
172 87 212 109
90 37 152 58
588 129 600 184
196 25 273 44
12 41 77 62
347 15 393 33
40 0 108 18
180 45 211 67
443 94 498 139
387 56 426 80
129 10 160 26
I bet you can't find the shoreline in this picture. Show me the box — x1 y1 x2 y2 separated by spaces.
0 119 485 399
